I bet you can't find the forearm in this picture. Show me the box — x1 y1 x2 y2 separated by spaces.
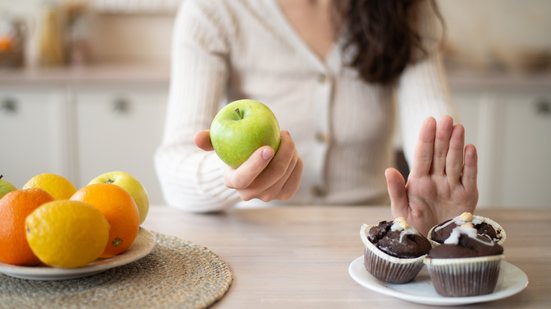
155 144 239 212
155 0 239 212
397 52 455 165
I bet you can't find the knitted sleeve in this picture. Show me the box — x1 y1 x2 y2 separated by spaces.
154 0 240 212
396 0 456 166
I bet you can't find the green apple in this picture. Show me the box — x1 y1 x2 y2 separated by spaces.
88 171 149 224
0 175 17 199
210 99 281 168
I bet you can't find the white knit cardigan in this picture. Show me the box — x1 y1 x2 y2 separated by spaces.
155 0 454 212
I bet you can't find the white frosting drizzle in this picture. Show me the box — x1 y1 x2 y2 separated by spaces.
472 217 482 225
399 228 418 243
443 223 495 246
435 212 481 232
391 217 419 243
436 212 499 246
434 219 452 232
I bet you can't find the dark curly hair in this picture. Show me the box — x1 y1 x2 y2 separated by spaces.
334 0 443 85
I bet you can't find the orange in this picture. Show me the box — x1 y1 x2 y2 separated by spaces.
0 188 54 265
23 173 77 200
70 183 140 258
0 38 13 52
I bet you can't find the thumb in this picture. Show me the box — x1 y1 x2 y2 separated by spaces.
385 168 409 218
194 130 214 151
227 146 274 189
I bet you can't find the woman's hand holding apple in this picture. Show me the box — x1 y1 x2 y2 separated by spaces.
194 130 303 201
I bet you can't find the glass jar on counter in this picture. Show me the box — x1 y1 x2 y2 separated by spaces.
0 12 26 68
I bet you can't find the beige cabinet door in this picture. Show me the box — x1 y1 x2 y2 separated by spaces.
0 87 71 187
497 92 551 207
455 89 551 208
453 92 499 208
73 86 167 204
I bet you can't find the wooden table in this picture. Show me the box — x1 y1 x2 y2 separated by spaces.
142 205 550 308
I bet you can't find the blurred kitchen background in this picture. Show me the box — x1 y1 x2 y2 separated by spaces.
1 0 550 208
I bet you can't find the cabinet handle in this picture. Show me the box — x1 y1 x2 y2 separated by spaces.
1 98 18 114
112 98 131 114
535 98 550 116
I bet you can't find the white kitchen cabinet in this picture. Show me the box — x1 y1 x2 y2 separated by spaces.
454 92 499 207
496 93 551 207
73 86 167 205
0 87 73 187
0 81 168 206
452 88 551 208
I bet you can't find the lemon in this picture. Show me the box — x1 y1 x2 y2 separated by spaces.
23 173 77 200
25 200 110 268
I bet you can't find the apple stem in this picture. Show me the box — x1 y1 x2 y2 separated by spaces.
106 178 115 184
234 108 244 120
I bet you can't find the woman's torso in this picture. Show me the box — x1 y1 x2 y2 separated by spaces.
210 0 396 204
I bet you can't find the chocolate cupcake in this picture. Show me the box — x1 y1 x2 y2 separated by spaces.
360 217 431 283
424 221 505 297
428 212 506 247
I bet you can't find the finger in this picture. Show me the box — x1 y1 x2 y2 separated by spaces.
278 157 303 200
411 117 436 177
461 144 478 192
256 154 299 201
240 131 296 193
194 130 214 151
225 146 274 189
431 116 454 175
385 168 409 218
445 124 465 183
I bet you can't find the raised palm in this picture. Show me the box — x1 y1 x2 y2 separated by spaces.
385 116 478 236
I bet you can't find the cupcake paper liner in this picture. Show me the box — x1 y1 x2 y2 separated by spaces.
424 255 504 297
428 215 507 247
360 224 426 284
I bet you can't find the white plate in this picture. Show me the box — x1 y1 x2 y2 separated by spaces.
0 228 156 281
348 256 528 306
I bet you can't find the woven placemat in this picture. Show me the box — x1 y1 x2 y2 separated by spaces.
0 232 233 309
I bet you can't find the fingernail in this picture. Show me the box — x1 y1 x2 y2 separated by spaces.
261 148 274 161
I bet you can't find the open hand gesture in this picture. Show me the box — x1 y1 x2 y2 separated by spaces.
385 116 478 236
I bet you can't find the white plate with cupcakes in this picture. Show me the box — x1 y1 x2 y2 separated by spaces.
349 213 529 306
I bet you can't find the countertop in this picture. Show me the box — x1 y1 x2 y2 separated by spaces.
140 205 548 308
0 63 170 86
1 63 551 91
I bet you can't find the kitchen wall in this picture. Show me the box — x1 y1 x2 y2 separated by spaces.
0 0 178 66
89 14 173 65
439 0 551 72
2 0 551 68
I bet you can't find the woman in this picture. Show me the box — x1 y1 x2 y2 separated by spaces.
155 0 478 235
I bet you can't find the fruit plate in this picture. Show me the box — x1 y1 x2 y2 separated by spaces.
0 228 155 281
348 256 528 306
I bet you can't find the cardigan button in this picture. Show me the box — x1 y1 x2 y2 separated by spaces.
317 73 328 83
315 131 331 144
311 185 327 197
